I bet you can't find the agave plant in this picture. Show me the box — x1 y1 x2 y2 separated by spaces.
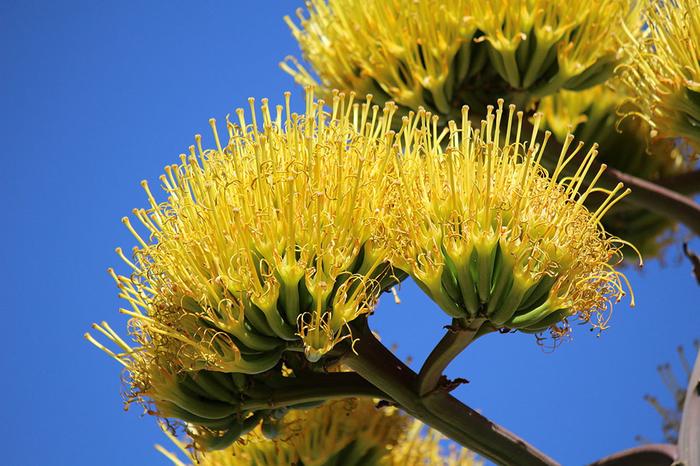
88 1 700 465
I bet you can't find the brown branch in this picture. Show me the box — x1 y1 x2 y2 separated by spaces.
599 166 700 236
343 319 560 466
657 169 700 196
521 118 700 235
587 444 678 466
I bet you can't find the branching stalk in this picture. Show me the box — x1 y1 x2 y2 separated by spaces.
344 319 560 466
417 318 491 397
240 372 388 411
600 166 700 236
657 169 700 196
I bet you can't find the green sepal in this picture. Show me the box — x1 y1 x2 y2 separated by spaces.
517 275 556 313
486 246 515 317
490 277 529 326
520 309 571 333
155 399 243 430
189 371 239 404
508 300 557 328
474 235 499 304
197 413 262 451
444 243 480 317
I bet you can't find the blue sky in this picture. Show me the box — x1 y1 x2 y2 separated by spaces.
2 1 698 465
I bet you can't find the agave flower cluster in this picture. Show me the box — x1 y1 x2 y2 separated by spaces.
618 0 700 149
391 100 631 334
158 398 480 466
108 90 400 371
89 88 633 454
283 0 637 118
88 90 404 450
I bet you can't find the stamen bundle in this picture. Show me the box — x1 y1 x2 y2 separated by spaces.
618 0 700 148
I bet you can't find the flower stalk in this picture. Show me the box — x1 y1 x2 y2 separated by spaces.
657 169 700 196
343 318 560 466
417 318 492 397
238 372 388 411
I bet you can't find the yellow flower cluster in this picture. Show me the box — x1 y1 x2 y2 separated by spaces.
85 324 283 451
283 0 635 118
391 100 633 334
157 398 480 466
618 0 700 148
106 90 400 372
88 89 634 453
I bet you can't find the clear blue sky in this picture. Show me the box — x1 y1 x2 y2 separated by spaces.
2 2 698 465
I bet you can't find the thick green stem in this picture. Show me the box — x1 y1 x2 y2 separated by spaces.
240 372 388 411
417 318 490 397
344 320 559 466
